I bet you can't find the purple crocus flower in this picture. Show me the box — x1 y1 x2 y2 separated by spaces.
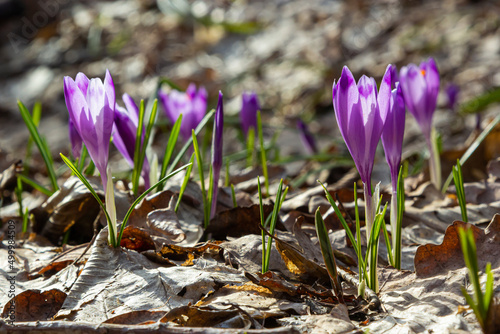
332 65 392 196
210 91 224 219
399 58 439 140
399 58 441 188
69 119 83 158
381 83 405 192
240 92 260 136
113 93 151 188
158 83 207 141
296 120 318 154
445 83 459 112
64 70 115 188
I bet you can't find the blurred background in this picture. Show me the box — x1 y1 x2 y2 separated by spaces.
0 0 499 174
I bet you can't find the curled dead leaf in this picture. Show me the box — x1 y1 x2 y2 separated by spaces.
120 226 156 252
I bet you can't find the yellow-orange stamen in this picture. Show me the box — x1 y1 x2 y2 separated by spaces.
420 69 426 76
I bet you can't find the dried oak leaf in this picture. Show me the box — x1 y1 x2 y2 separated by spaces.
204 204 274 239
103 310 167 325
120 226 156 252
159 305 253 328
1 289 66 321
414 214 500 277
146 242 222 266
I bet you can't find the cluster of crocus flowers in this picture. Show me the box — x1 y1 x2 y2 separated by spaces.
399 58 441 188
113 93 151 188
158 83 207 141
64 70 117 245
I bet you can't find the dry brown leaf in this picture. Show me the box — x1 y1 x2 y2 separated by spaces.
120 226 156 252
414 214 500 277
1 289 66 322
205 204 274 239
159 305 253 328
103 310 167 325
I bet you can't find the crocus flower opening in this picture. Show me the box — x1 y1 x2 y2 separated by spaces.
296 120 318 154
381 83 406 192
69 119 83 158
399 58 441 188
399 58 439 140
332 65 392 196
210 91 224 219
64 70 115 188
240 92 260 136
113 93 151 188
158 83 207 141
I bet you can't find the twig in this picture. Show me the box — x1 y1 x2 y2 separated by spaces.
337 267 381 311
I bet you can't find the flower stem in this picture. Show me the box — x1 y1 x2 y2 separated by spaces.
427 127 441 189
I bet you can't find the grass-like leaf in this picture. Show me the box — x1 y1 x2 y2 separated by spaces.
117 162 192 245
453 160 468 223
192 130 210 229
24 102 42 174
262 179 287 273
175 153 195 213
18 101 58 192
158 115 182 191
16 174 52 197
395 165 405 270
132 99 146 196
314 207 344 303
60 153 116 247
246 127 255 167
166 109 215 176
258 176 266 270
257 111 269 196
458 227 494 331
230 184 237 208
442 113 500 193
460 87 500 114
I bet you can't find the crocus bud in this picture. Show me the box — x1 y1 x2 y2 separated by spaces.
64 70 115 189
381 83 405 192
445 83 459 112
240 92 260 136
158 83 207 141
296 120 318 154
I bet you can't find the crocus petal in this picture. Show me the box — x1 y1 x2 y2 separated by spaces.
104 69 116 112
113 105 137 166
122 93 139 124
69 119 83 158
64 76 88 135
377 64 393 123
381 83 406 191
399 64 430 136
159 84 207 142
421 58 440 117
75 72 89 96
